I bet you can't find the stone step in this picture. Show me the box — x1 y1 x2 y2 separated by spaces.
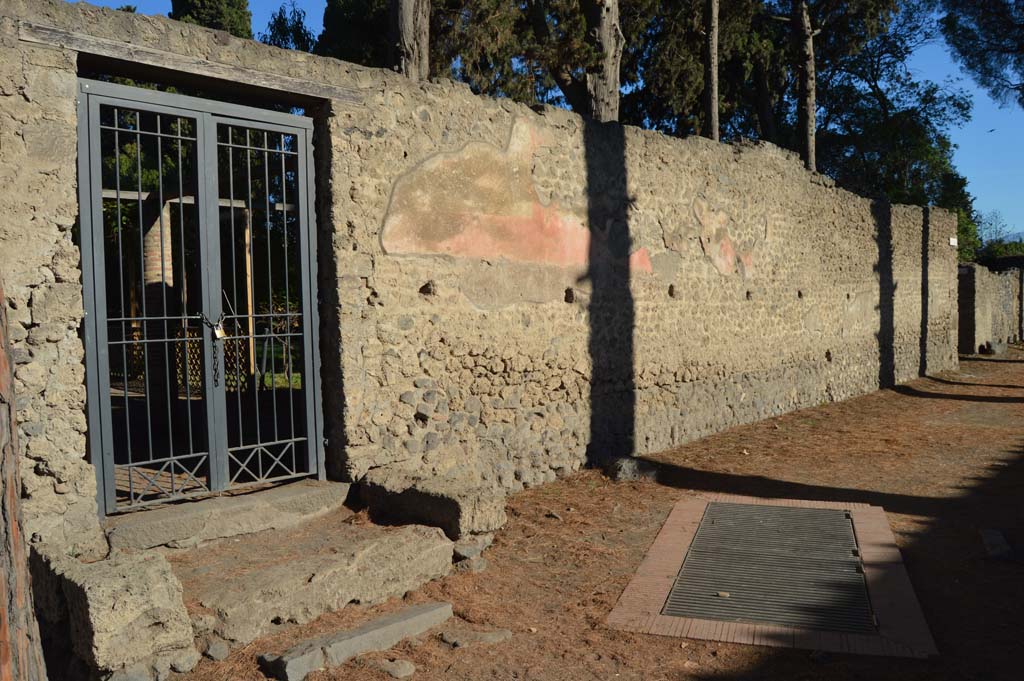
258 602 453 681
168 507 454 644
104 479 352 550
361 469 507 540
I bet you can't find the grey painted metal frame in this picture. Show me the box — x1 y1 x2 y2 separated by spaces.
78 79 324 516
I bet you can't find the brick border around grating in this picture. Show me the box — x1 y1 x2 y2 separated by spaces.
605 494 938 659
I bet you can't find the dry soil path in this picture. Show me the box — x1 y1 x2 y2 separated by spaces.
179 351 1024 681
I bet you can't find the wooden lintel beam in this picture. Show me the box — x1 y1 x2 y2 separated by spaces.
17 20 365 105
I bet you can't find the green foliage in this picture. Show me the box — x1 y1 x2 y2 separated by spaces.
816 4 970 198
431 1 601 109
260 1 989 260
315 0 390 67
619 0 767 136
169 0 253 39
953 208 981 262
259 1 316 52
977 211 1024 259
938 1 1024 109
979 239 1024 259
811 2 982 260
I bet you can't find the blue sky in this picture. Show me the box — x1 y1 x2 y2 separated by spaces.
90 1 1024 231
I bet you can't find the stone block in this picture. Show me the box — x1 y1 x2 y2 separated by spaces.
259 645 325 681
259 603 451 681
362 469 508 540
28 282 82 325
40 547 196 674
322 602 452 665
453 532 493 560
172 512 453 644
105 480 351 550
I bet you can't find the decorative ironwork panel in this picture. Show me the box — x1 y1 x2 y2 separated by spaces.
216 123 311 486
97 103 211 507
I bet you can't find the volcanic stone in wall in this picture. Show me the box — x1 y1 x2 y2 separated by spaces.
0 275 48 681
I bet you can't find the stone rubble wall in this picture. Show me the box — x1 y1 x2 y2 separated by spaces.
1 0 962 532
331 108 959 490
1 273 49 681
0 7 105 561
958 263 1022 354
0 1 961 678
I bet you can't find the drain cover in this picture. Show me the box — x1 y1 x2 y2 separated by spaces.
662 502 876 634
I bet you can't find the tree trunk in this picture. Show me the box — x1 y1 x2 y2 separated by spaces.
581 0 624 122
703 0 719 141
793 0 816 171
390 0 430 81
754 57 777 144
0 275 49 681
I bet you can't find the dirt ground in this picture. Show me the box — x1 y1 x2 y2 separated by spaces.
178 351 1024 681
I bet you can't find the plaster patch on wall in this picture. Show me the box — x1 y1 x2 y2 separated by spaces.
692 199 757 279
381 119 652 273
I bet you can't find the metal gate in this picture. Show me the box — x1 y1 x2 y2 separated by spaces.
78 80 324 515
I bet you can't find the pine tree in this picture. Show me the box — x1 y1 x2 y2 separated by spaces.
939 0 1024 109
169 0 253 40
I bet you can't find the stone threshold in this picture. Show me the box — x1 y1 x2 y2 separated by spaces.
170 506 454 645
103 479 352 550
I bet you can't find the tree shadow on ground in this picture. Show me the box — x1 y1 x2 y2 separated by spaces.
888 385 1024 403
923 376 1023 390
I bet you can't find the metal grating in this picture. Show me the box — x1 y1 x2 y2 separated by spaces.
662 502 877 634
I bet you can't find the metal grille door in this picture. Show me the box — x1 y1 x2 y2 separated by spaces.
79 80 323 514
662 502 876 633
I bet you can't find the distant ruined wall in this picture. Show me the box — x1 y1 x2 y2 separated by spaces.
958 263 1022 354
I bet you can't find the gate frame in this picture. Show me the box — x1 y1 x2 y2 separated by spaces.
77 78 326 517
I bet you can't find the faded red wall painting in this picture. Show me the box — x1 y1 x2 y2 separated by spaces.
381 119 652 273
692 199 756 279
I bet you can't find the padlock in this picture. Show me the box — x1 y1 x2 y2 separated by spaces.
213 323 227 340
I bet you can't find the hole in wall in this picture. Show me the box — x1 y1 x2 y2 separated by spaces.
797 290 804 299
668 284 677 299
825 350 833 363
419 281 437 296
564 287 575 303
746 290 753 301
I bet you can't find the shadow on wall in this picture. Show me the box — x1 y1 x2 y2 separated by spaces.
313 110 347 479
581 119 635 466
873 200 896 388
919 207 930 377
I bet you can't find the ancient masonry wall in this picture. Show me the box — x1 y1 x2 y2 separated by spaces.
1 0 961 534
0 1 960 677
958 263 1022 354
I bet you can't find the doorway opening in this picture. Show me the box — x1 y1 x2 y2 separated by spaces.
77 79 324 514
